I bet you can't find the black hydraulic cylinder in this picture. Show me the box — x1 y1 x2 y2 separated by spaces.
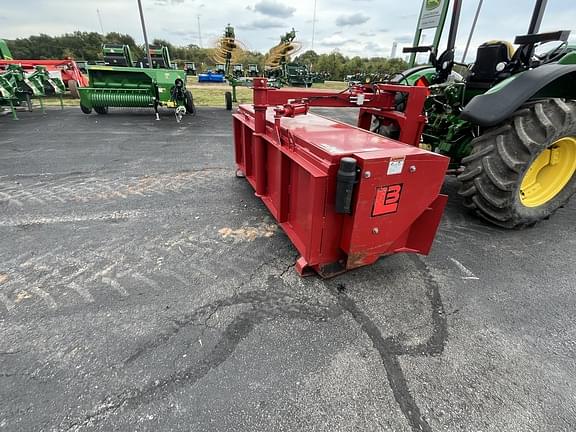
335 157 357 214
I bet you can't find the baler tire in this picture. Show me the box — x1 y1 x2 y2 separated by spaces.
184 90 195 114
225 91 232 111
457 99 576 229
68 80 80 98
94 106 109 115
80 104 92 114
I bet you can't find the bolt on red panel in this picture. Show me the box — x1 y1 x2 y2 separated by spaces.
233 79 448 277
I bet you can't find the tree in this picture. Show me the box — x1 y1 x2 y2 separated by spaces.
316 52 346 80
342 56 364 76
294 50 319 68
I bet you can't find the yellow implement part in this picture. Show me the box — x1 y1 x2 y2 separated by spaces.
520 136 576 207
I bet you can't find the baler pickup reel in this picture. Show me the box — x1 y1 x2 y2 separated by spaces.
233 79 449 277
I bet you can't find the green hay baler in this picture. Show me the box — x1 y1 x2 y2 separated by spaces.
78 65 194 122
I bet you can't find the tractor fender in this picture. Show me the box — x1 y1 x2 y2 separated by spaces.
460 63 576 127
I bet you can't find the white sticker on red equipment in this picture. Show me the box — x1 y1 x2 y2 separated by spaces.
387 157 405 175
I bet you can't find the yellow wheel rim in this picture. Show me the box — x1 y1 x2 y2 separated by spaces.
519 136 576 207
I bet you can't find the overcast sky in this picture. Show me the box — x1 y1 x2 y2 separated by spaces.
1 0 575 61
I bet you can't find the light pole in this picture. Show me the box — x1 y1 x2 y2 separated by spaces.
97 9 105 34
311 0 317 51
197 15 203 48
137 0 153 68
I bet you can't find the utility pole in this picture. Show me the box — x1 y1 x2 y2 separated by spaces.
311 0 317 51
197 15 203 48
96 9 105 34
137 0 153 69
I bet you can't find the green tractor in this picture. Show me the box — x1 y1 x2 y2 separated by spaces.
384 0 576 228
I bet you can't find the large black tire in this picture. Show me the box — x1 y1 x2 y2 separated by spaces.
184 90 195 114
68 80 80 99
94 106 109 115
458 99 576 228
225 91 232 111
80 104 92 114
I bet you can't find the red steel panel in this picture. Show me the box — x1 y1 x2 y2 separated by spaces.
233 79 448 277
0 59 89 87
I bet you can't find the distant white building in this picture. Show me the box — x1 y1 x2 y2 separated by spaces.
390 41 398 59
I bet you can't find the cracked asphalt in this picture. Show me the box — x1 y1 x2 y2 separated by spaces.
1 106 575 431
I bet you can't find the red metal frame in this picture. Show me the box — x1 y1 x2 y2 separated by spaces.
264 83 429 147
0 59 89 87
233 78 448 277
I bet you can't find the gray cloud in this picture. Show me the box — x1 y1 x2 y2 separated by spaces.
364 42 386 52
154 0 186 5
395 35 414 44
165 29 195 37
335 13 370 27
253 0 295 18
238 19 286 30
320 35 357 47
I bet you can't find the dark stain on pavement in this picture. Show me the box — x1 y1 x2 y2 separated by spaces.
61 256 447 432
327 255 447 432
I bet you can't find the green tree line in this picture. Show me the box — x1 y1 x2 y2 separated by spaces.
6 32 407 80
7 32 144 61
294 50 408 80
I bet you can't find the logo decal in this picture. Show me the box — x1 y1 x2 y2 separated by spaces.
426 0 441 10
372 184 403 216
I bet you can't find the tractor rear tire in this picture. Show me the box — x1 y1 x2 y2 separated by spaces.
185 90 195 114
225 91 232 111
94 106 109 115
80 104 92 114
68 80 80 98
458 99 576 228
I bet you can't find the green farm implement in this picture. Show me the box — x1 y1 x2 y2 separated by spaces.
211 24 250 109
78 45 194 121
265 29 315 87
140 45 172 69
185 63 197 76
0 39 13 60
380 0 576 228
247 64 259 77
0 64 65 120
102 44 135 67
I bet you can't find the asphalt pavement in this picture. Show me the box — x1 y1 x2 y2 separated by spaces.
0 106 575 432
